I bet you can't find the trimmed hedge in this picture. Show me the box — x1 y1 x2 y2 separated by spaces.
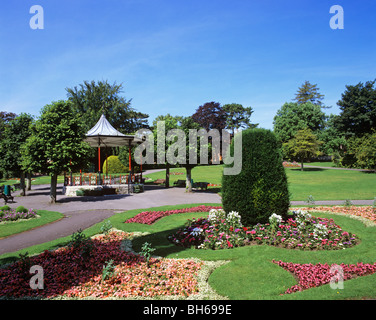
221 128 290 226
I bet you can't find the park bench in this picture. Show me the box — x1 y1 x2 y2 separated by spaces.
0 192 14 204
173 180 186 187
193 182 209 190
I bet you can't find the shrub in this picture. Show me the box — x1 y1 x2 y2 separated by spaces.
0 205 11 211
102 259 116 281
102 155 128 174
221 128 290 226
15 206 28 213
133 184 144 193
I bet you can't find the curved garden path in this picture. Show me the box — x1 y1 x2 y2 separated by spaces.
0 183 221 255
0 175 374 255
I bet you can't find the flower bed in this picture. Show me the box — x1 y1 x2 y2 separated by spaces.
0 208 37 223
273 260 376 294
283 161 300 167
298 206 376 222
170 172 184 175
246 210 358 250
167 209 358 251
0 231 202 299
168 209 246 249
124 205 223 225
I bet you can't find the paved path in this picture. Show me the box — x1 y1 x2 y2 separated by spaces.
0 183 221 255
0 179 374 255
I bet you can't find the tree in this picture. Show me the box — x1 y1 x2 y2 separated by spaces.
152 114 181 188
343 131 376 170
221 128 290 226
335 79 376 138
293 81 325 107
191 102 226 131
21 100 92 203
150 115 202 191
284 128 323 171
273 102 327 144
66 80 149 134
316 114 347 157
0 111 17 142
222 103 256 135
0 113 34 194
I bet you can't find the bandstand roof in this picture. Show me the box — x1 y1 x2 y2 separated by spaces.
85 114 141 147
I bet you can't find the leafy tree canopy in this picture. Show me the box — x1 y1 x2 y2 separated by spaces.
293 80 325 107
191 101 226 131
21 100 92 203
222 103 257 134
0 113 34 178
66 80 149 134
273 102 327 143
335 79 376 138
284 128 323 171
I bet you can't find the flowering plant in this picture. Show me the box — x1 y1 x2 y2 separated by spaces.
0 208 37 223
0 231 202 298
125 205 222 225
273 260 376 294
168 209 246 250
246 210 358 250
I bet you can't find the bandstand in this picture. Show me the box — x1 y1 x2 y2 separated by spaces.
63 114 143 196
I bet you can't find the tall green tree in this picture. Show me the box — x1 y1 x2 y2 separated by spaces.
21 100 92 203
316 114 347 157
222 103 257 135
335 79 376 138
66 80 149 134
284 128 323 171
0 113 34 194
273 102 327 144
152 114 181 188
150 115 202 191
293 80 325 107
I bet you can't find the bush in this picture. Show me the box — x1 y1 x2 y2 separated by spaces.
133 184 144 193
0 205 11 211
102 155 129 174
15 206 28 213
221 128 290 226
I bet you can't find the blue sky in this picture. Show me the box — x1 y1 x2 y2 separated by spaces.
1 0 375 130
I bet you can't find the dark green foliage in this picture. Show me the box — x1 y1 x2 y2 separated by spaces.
335 79 376 138
0 205 11 211
133 184 144 193
15 206 28 213
221 128 290 226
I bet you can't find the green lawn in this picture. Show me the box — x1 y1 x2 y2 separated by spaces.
2 204 376 300
145 165 376 200
0 210 64 239
0 175 64 187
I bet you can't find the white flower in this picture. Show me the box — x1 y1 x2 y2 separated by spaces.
269 213 282 225
208 209 226 223
226 211 242 226
190 227 203 237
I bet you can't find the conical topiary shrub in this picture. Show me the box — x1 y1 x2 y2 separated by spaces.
221 128 290 226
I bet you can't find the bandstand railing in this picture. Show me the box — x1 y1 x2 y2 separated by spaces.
64 173 144 187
